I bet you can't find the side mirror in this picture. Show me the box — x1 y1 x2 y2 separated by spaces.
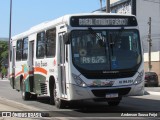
63 32 70 44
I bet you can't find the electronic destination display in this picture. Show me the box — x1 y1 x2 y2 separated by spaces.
70 16 138 27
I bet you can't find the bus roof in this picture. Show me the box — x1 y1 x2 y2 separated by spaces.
11 12 136 41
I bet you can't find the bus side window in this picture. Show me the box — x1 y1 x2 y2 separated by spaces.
16 39 22 61
36 32 45 58
46 28 56 57
22 37 28 60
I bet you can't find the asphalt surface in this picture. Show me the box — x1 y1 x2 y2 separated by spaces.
0 78 160 120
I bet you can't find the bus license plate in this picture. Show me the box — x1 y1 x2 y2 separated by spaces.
106 93 118 98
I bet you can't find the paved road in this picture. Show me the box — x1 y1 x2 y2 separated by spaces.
0 79 160 119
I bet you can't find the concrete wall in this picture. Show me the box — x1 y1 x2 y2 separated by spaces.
136 0 160 53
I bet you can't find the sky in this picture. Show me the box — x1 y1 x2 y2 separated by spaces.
0 0 108 38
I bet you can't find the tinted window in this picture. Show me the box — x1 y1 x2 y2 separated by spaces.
36 32 45 58
22 38 28 60
71 29 141 71
16 38 28 61
16 39 22 61
46 28 56 57
36 28 56 58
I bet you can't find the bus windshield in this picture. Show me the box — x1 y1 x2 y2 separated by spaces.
71 29 141 71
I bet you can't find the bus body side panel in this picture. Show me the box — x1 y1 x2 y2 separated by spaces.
14 61 28 91
33 34 48 95
34 72 47 94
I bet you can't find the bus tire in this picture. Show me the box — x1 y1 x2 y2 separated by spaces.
50 79 55 105
21 81 30 100
108 100 120 106
12 77 15 89
53 84 65 109
30 94 37 100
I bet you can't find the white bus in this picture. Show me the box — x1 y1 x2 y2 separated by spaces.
9 13 144 108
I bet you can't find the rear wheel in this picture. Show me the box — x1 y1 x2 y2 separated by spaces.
30 94 37 100
12 77 15 89
21 81 31 100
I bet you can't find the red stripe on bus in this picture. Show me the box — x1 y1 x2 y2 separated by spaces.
29 71 34 74
15 71 23 77
11 68 46 79
34 67 47 75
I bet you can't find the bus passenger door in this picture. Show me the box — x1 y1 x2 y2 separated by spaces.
29 41 34 92
58 33 67 98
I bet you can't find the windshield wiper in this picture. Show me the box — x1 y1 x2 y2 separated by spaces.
88 27 101 40
109 33 114 57
88 27 105 47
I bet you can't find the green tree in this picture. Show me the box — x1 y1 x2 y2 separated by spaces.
0 41 8 76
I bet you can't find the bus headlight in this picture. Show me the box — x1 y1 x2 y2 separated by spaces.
72 73 87 87
133 70 144 85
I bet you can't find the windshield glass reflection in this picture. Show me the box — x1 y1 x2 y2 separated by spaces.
71 29 141 71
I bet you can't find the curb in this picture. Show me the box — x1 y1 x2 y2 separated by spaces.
147 91 160 96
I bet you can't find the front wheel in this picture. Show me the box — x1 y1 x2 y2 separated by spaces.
108 100 120 106
53 84 66 109
21 81 31 100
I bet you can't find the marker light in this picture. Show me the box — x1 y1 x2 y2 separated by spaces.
134 70 144 85
72 73 87 87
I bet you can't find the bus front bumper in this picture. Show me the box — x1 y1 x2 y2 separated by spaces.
68 83 144 100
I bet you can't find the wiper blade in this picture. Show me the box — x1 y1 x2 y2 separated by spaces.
88 27 105 47
88 27 101 41
109 33 114 57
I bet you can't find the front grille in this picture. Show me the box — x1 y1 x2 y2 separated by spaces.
91 87 131 97
40 83 47 94
82 71 136 79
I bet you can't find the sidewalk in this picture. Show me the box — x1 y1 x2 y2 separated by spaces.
0 97 49 120
0 96 45 111
0 99 62 120
145 87 160 96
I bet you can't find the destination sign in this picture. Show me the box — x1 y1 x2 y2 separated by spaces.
79 18 128 26
70 16 137 27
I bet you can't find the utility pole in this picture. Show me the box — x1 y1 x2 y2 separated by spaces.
106 0 110 13
100 0 103 11
8 0 12 72
9 0 12 42
148 17 152 71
